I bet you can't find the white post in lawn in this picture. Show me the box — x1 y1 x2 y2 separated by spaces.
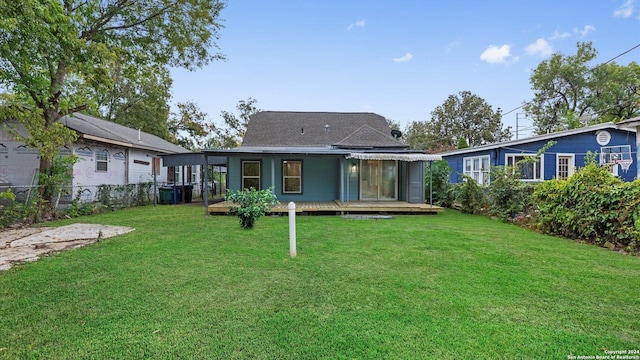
288 202 297 257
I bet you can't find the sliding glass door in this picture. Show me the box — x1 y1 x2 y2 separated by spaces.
360 160 397 200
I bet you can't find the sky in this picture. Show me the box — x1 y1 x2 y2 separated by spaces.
170 0 640 139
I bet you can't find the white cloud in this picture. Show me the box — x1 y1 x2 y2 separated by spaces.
574 25 595 38
479 44 512 64
549 30 571 40
392 52 413 63
525 38 553 57
613 0 635 17
347 19 366 31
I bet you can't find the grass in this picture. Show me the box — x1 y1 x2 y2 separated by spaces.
1 206 639 359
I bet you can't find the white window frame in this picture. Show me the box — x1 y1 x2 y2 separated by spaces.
241 160 261 190
506 153 544 182
556 153 575 180
282 160 302 194
463 155 490 186
95 150 109 172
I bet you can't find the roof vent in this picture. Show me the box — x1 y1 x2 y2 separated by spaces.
324 124 330 133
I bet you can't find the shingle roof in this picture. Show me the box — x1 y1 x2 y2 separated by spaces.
61 113 188 154
241 111 406 149
334 125 408 148
439 122 636 157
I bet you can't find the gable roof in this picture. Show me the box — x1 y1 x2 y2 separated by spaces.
241 111 407 149
61 113 188 154
439 122 636 157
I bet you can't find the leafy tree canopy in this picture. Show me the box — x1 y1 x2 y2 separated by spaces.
524 42 640 134
213 97 261 149
406 91 511 152
168 101 214 151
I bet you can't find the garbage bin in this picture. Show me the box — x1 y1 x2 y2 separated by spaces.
184 185 193 203
159 187 173 204
171 185 182 204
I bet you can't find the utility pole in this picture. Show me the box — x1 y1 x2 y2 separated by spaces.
515 113 527 140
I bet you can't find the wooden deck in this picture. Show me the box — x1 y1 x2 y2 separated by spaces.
208 200 443 215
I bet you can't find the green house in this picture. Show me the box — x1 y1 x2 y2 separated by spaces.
207 111 440 204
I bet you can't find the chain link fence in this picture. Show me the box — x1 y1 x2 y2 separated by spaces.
0 181 226 209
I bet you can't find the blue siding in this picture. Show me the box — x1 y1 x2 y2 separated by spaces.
443 128 637 184
228 155 414 202
229 155 350 201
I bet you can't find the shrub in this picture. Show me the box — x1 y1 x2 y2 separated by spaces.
0 199 38 229
533 163 639 251
425 160 454 207
487 166 536 222
225 187 278 229
453 175 487 215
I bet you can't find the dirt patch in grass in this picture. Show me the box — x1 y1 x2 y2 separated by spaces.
0 224 134 271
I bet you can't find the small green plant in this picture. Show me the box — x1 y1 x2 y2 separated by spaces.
225 187 278 229
453 175 487 214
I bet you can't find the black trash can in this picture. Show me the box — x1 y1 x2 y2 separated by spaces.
184 185 193 203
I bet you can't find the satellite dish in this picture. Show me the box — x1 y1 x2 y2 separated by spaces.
391 129 402 139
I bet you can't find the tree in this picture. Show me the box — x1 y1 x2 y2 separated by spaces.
588 61 640 122
524 42 640 133
215 97 261 148
167 101 214 150
0 0 225 210
425 91 511 152
403 120 432 151
524 42 597 133
97 63 173 141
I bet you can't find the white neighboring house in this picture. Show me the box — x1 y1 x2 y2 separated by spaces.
1 112 197 203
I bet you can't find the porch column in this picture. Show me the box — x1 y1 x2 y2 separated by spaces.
203 156 209 216
271 157 275 192
339 157 344 205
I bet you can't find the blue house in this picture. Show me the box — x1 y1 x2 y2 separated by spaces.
439 122 637 185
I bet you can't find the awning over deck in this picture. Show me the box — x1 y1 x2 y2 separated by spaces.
347 153 442 161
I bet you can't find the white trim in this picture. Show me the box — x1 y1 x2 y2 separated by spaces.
241 160 261 190
555 153 575 180
462 155 490 186
348 153 441 161
440 122 635 157
505 153 544 182
282 160 302 194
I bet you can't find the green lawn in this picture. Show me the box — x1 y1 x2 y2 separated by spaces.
1 206 639 359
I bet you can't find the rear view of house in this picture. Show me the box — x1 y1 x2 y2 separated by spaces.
201 111 441 205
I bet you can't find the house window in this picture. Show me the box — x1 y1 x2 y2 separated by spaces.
463 155 490 185
242 160 261 190
96 150 109 172
282 160 302 194
507 154 542 181
556 154 575 180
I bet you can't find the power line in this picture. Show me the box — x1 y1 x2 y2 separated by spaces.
501 42 640 118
